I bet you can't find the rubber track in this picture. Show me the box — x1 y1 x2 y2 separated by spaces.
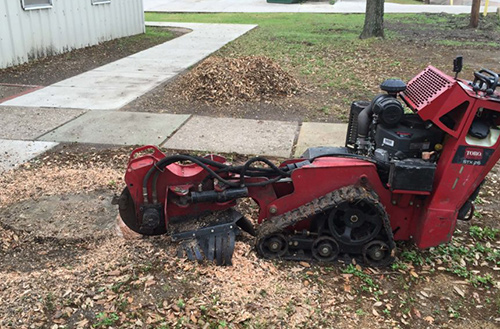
256 185 395 253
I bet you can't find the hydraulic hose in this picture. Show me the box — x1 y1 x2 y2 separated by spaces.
143 155 292 204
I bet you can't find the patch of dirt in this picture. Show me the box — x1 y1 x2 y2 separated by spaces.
0 27 186 86
0 84 37 101
0 191 117 240
474 161 500 228
386 13 500 45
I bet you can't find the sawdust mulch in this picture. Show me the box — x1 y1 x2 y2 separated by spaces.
178 56 300 106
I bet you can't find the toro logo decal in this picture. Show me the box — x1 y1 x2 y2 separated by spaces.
453 146 494 166
464 148 483 160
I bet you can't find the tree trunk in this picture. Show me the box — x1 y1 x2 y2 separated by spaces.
360 0 385 39
470 0 481 28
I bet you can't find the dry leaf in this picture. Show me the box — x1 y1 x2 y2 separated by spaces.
76 319 89 328
453 286 465 298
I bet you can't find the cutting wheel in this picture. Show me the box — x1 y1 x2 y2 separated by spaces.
118 187 167 236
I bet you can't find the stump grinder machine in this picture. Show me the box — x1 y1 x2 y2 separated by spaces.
118 57 500 267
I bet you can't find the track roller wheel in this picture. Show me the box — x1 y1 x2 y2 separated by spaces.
362 240 393 267
257 234 288 259
311 236 339 262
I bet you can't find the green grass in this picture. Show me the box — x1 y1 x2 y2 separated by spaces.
144 13 499 73
342 264 382 297
117 26 175 48
146 12 366 44
469 225 500 241
145 12 367 44
145 26 175 39
94 312 119 328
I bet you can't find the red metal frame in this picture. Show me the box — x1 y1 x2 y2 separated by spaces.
124 66 500 249
402 67 500 248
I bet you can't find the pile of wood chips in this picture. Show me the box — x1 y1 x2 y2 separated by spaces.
179 56 300 105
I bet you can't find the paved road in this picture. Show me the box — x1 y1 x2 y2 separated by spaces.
143 0 498 14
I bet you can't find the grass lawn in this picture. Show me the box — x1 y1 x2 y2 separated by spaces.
114 26 176 50
143 26 175 40
145 12 500 121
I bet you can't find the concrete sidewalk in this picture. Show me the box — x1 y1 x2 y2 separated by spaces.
0 105 348 167
1 22 257 111
0 140 58 173
144 0 498 14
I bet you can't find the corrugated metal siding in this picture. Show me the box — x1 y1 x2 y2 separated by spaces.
0 0 145 69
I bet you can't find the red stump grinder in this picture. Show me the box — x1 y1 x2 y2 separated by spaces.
118 57 500 267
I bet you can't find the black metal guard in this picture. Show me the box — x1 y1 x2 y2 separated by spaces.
171 209 243 266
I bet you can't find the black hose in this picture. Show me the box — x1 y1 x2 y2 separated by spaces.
142 155 241 204
152 170 161 203
198 165 281 188
143 155 292 204
239 157 291 186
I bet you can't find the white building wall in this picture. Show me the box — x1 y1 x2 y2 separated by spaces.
0 0 145 69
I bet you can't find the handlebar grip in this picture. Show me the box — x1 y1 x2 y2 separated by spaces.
478 68 499 86
479 68 499 78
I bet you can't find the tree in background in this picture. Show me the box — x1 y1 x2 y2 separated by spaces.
470 0 481 28
360 0 385 39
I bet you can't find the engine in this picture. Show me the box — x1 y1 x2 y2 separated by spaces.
345 79 445 192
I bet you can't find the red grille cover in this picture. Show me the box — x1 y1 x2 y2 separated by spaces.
403 66 454 111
